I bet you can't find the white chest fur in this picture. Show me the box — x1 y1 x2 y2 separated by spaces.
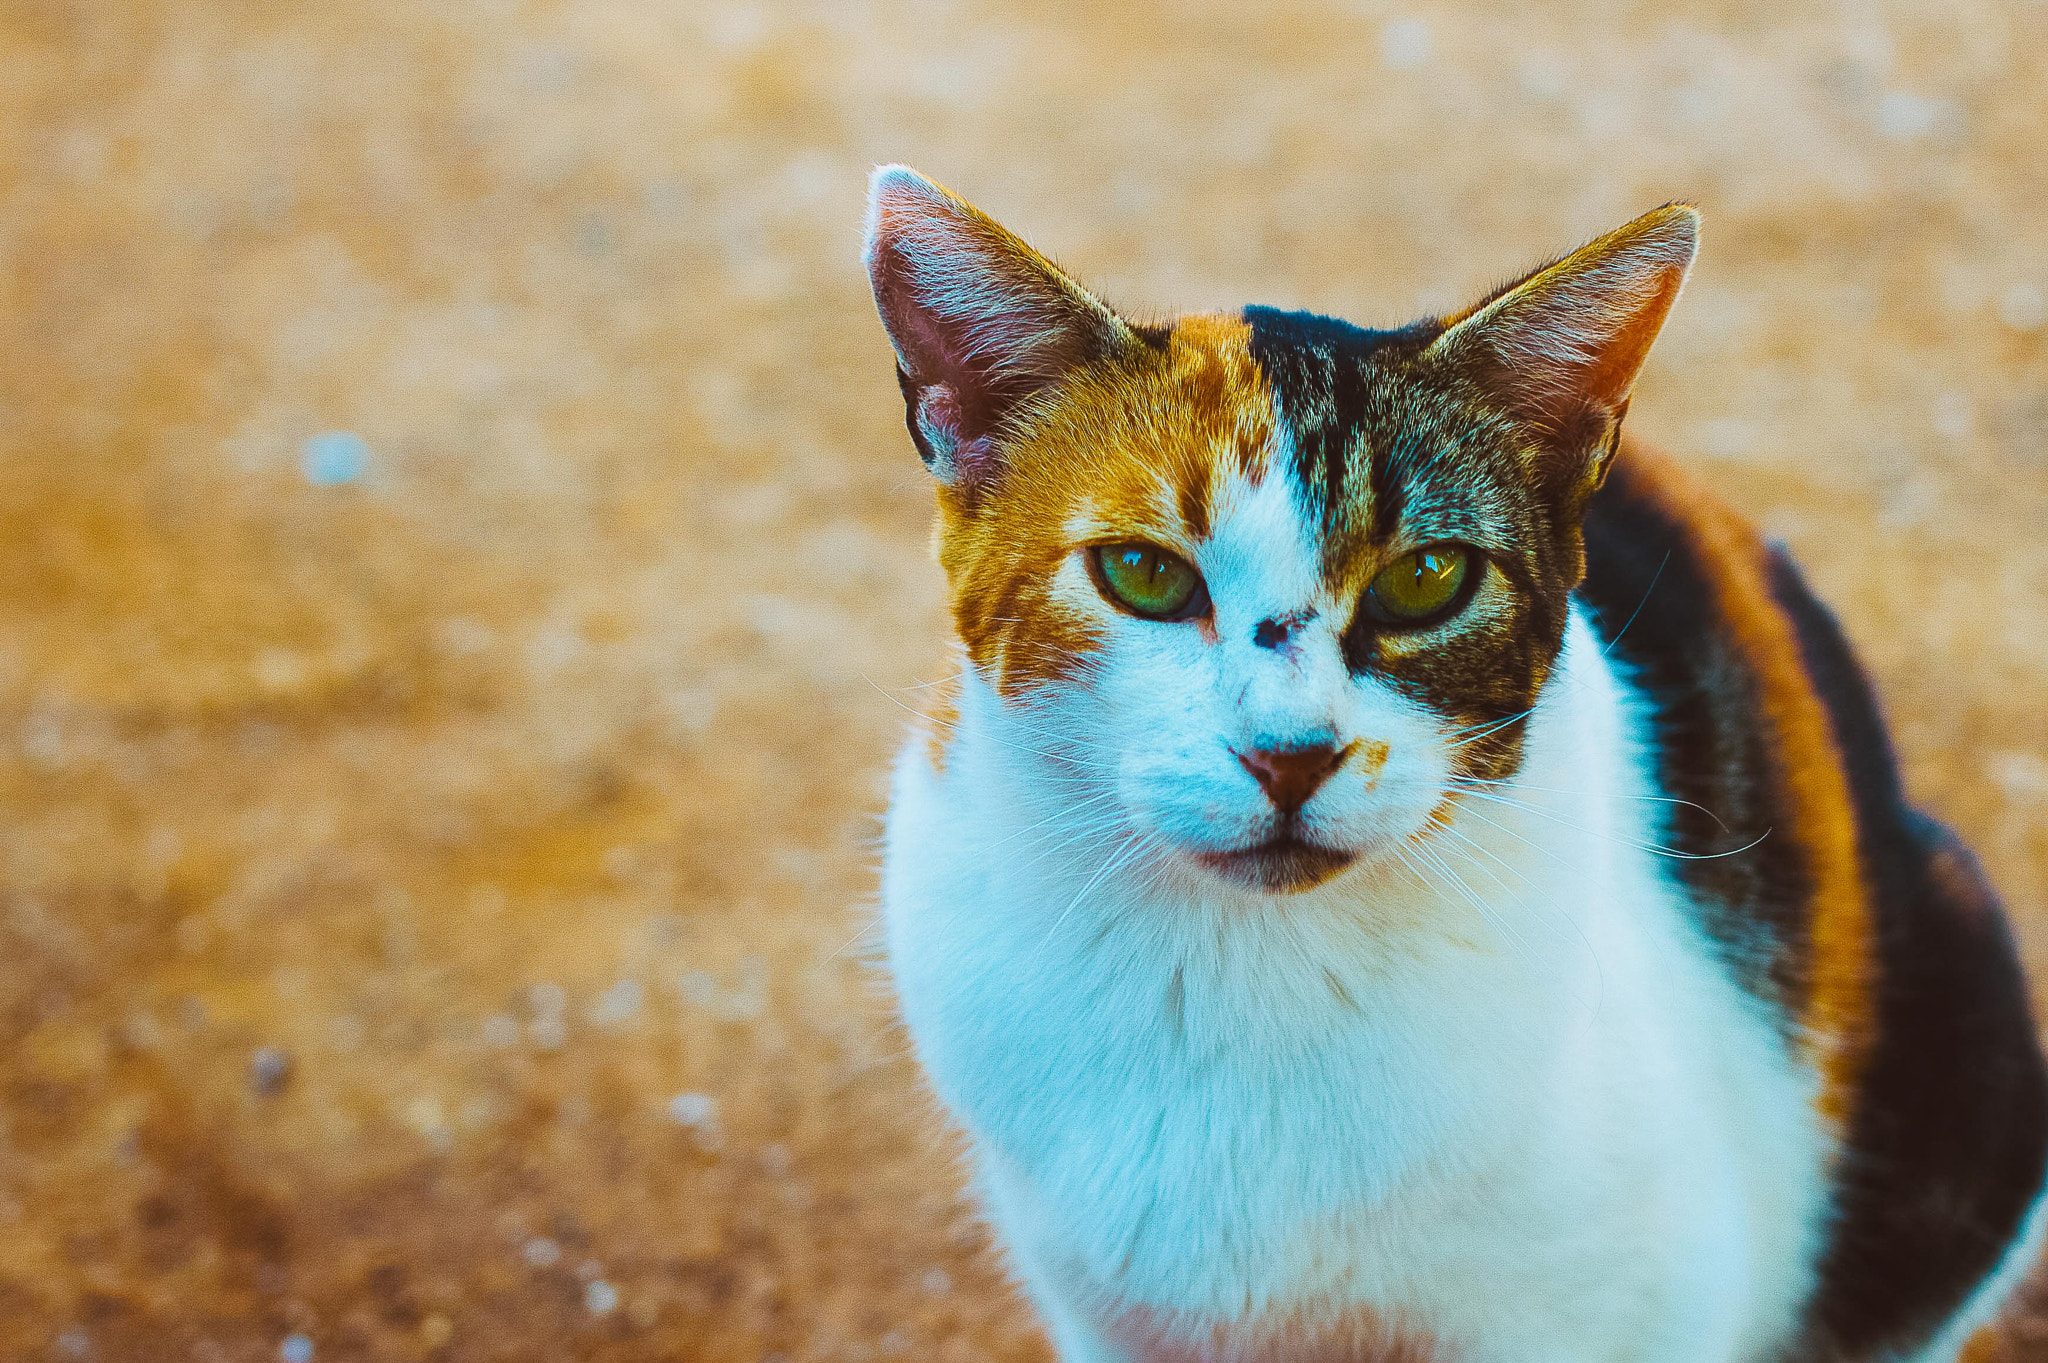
880 612 1831 1363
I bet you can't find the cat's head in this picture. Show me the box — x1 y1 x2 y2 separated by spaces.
864 167 1695 894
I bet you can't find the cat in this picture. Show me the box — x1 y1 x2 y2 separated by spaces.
861 165 2048 1362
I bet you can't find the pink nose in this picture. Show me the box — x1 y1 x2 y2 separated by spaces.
1237 743 1346 816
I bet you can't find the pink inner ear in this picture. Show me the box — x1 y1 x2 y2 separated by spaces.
1506 265 1685 429
912 384 965 459
871 232 1025 451
910 385 1001 482
1429 205 1696 451
865 168 1125 488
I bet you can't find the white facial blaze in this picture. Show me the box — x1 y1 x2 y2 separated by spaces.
1071 459 1452 870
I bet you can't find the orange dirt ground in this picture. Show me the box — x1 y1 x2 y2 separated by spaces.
3 1 2047 1359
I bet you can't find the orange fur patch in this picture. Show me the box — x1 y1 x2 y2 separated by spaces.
1958 1325 2006 1363
936 314 1272 697
920 663 962 775
1618 443 1873 1128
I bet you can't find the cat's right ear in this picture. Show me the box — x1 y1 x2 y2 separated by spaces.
1422 204 1698 516
863 166 1130 489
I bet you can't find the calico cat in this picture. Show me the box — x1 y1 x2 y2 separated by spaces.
862 165 2048 1362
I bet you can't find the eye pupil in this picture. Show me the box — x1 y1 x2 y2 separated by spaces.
1093 543 1206 620
1365 544 1473 628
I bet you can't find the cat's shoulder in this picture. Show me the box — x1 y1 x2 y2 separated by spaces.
1580 437 2048 1357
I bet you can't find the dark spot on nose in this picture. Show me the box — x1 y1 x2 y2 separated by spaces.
1237 742 1347 816
1252 609 1315 650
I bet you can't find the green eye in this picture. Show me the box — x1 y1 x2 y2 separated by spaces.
1092 544 1207 620
1364 545 1474 628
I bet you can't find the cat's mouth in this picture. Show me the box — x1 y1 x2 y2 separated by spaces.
1193 834 1357 894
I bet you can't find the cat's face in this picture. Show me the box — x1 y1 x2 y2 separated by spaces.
866 168 1694 893
933 314 1586 894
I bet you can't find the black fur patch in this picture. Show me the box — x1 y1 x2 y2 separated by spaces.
1243 307 1428 534
1582 463 2048 1353
1125 319 1176 350
1243 306 1579 780
1578 463 1815 1014
1765 550 2048 1357
896 364 943 472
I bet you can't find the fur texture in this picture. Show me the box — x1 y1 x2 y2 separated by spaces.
863 166 2048 1362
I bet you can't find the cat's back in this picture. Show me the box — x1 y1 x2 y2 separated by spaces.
1580 442 2048 1357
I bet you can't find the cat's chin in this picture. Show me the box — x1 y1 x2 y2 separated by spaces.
1191 835 1359 894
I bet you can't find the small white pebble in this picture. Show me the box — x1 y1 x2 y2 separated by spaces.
529 1015 568 1051
759 1143 792 1177
21 712 63 768
327 1015 364 1051
1931 390 1974 440
584 1280 619 1316
280 1335 315 1363
405 1097 450 1149
1998 283 2046 333
56 1328 89 1358
1517 52 1567 99
439 617 496 657
528 982 567 1019
669 1092 715 1127
879 1329 912 1356
123 1012 164 1051
1989 751 2048 801
301 431 368 486
254 649 307 691
481 1014 520 1048
920 1268 951 1295
1875 89 1951 141
523 1236 562 1268
587 978 643 1028
1379 17 1431 69
249 1046 292 1096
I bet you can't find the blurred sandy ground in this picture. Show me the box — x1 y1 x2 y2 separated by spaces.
2 0 2047 1358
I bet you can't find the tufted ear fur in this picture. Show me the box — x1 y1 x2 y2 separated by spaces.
863 166 1134 489
1426 203 1698 514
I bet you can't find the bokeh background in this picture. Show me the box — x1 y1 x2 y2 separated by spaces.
4 0 2047 1358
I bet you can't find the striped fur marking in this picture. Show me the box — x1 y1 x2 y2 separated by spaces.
1244 306 1582 783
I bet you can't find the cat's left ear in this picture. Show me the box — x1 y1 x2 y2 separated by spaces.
864 166 1134 490
1425 203 1698 512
